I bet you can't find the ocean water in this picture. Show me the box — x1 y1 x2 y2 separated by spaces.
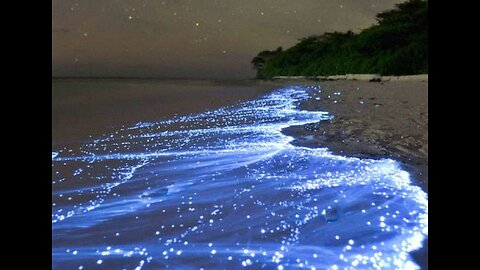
52 85 428 269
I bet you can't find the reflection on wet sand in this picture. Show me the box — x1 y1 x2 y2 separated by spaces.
52 86 427 270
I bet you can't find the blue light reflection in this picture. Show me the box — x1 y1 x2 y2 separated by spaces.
52 86 427 269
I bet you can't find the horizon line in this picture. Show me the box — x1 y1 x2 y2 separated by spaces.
52 76 256 80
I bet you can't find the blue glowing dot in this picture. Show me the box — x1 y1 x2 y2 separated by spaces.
52 86 427 269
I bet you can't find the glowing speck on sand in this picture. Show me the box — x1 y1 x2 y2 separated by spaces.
52 86 427 269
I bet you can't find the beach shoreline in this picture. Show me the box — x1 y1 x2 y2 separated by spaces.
272 74 428 82
52 78 428 269
277 79 428 269
279 79 428 191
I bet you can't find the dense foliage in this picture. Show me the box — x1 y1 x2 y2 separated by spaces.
252 0 427 78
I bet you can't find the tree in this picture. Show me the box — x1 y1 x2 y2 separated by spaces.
251 0 427 78
251 47 282 70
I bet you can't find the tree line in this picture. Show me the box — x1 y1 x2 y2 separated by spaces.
252 0 427 79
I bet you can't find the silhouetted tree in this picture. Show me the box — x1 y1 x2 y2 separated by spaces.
251 47 282 70
252 0 427 78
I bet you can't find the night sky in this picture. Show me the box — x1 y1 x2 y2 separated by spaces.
52 0 404 79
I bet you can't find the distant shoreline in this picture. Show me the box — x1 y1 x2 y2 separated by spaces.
271 74 428 82
51 75 428 82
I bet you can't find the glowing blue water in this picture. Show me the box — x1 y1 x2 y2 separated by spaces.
52 86 428 270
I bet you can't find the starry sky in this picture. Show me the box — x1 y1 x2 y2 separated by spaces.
52 0 405 79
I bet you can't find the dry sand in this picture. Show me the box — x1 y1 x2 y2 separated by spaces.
54 79 428 193
282 79 428 268
53 78 428 268
282 80 428 192
281 79 428 269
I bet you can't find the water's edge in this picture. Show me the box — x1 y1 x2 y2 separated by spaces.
279 87 428 269
52 85 428 269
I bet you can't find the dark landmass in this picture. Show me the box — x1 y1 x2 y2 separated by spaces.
252 0 427 78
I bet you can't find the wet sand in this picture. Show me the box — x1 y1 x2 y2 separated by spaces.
53 78 428 269
281 80 428 192
53 81 428 269
52 79 428 269
280 79 428 269
54 78 427 191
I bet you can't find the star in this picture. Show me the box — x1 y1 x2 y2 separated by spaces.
52 0 411 79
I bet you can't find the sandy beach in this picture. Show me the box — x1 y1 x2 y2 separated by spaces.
282 80 428 192
52 79 428 269
54 78 428 192
280 79 428 269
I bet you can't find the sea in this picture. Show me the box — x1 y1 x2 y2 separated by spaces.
52 79 428 270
